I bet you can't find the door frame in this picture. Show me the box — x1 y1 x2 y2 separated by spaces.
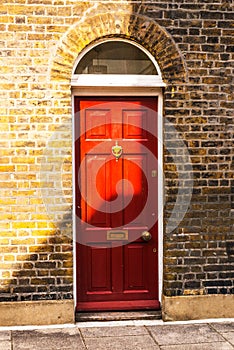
71 36 165 311
72 86 164 310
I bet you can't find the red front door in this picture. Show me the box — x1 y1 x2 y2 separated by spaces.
75 97 159 311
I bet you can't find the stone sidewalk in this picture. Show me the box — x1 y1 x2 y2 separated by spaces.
0 320 233 350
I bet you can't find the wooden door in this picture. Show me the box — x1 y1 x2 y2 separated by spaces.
75 97 159 311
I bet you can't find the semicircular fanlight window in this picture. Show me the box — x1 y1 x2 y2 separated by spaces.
75 41 158 75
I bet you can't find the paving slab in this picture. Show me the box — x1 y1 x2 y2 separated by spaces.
0 331 11 340
0 340 11 350
0 331 11 350
210 322 234 333
220 332 234 346
147 323 225 346
83 334 159 350
11 328 85 350
80 325 148 338
160 342 233 350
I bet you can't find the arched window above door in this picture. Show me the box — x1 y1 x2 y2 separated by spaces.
74 41 158 75
72 39 165 87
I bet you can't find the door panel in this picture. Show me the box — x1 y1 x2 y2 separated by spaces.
123 109 147 139
88 245 112 292
85 108 111 139
75 97 159 311
86 155 110 226
124 244 145 290
123 155 147 226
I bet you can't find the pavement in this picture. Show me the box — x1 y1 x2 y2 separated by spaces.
0 319 233 350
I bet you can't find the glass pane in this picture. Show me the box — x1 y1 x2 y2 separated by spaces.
75 41 158 75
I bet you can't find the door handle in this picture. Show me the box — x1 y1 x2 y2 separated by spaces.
141 231 152 242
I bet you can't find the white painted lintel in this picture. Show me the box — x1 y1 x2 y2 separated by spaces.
71 74 166 88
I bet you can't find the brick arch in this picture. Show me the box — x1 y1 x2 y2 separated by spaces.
50 11 187 85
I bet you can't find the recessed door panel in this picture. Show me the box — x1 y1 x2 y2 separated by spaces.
123 110 147 139
124 244 145 290
85 109 111 139
86 155 110 227
88 245 112 292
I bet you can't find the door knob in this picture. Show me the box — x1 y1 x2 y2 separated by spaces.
141 231 152 242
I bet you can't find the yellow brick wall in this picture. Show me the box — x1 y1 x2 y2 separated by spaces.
0 0 102 300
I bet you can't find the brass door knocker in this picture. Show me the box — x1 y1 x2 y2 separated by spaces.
112 141 123 162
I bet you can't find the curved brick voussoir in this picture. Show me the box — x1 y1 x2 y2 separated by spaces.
127 14 188 84
50 12 131 83
50 9 187 87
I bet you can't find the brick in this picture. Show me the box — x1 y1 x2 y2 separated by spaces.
218 21 234 28
184 281 201 289
8 24 33 32
35 261 56 269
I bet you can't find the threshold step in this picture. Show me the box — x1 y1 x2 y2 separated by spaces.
76 310 162 322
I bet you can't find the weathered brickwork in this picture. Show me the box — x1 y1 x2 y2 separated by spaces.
136 0 233 297
0 0 233 302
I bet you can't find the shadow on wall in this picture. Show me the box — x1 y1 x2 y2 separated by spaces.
0 209 73 302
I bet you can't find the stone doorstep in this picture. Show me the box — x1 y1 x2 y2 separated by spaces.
76 310 162 322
